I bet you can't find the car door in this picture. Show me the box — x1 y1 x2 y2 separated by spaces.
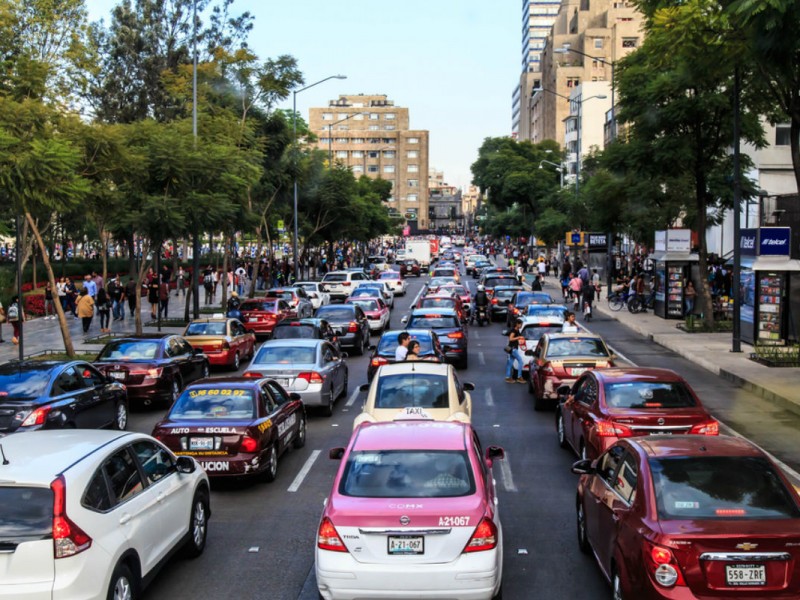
77 362 117 427
264 381 298 453
230 320 247 357
595 451 638 573
323 343 344 397
177 337 203 383
568 376 596 455
355 306 369 341
531 339 546 397
50 365 97 428
584 445 626 554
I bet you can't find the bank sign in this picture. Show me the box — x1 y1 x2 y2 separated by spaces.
759 227 791 257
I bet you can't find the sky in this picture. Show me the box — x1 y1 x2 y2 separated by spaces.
84 0 519 189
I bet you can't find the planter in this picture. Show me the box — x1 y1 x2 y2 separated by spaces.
22 350 99 362
749 342 800 368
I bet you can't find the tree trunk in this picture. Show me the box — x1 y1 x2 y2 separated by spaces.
32 251 37 290
25 211 75 356
133 246 153 337
183 280 193 322
100 228 109 285
220 232 229 311
694 186 715 330
126 232 136 282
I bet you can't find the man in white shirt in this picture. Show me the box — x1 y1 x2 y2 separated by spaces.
395 332 411 361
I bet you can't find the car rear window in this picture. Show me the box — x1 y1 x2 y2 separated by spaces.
521 324 563 341
349 299 379 311
484 277 515 289
650 457 800 520
547 338 609 358
253 346 316 365
526 306 566 319
340 450 475 498
518 292 553 305
265 291 293 301
409 315 459 329
377 333 434 356
315 306 355 321
272 324 316 339
323 274 346 282
169 387 255 419
241 300 278 312
185 322 226 336
420 298 456 310
374 373 448 408
97 340 160 361
433 269 456 277
604 382 696 409
378 272 397 280
0 369 52 399
494 288 520 300
0 487 52 542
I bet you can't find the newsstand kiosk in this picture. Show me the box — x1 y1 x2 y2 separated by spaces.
739 227 800 345
652 229 699 319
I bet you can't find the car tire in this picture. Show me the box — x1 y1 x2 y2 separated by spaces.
262 445 278 482
353 335 364 356
576 499 591 554
113 400 128 431
293 415 307 449
107 562 138 600
459 356 469 370
322 389 335 417
230 352 240 372
556 411 568 449
183 490 209 558
491 584 503 600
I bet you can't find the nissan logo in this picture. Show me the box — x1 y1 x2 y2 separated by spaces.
399 516 410 525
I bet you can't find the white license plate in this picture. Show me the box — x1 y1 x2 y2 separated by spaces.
388 536 424 555
275 379 290 388
726 564 766 586
190 437 215 451
570 368 587 376
110 371 126 380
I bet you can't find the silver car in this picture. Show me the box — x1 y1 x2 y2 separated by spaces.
243 339 348 416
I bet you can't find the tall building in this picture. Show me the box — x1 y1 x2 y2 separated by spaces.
308 94 430 231
512 0 562 139
563 81 612 179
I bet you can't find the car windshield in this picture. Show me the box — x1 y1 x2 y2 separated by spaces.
374 373 449 408
429 278 455 288
253 346 316 365
517 292 553 305
527 306 566 319
185 322 226 336
349 299 379 311
97 340 160 361
521 324 563 341
241 300 278 312
339 450 475 498
485 277 515 288
169 387 256 419
0 487 52 542
377 333 434 356
649 456 800 520
409 315 459 329
272 324 316 339
351 289 377 298
604 382 696 409
494 288 520 300
547 338 609 358
266 291 293 301
0 369 52 399
433 269 456 277
420 298 456 310
323 274 346 282
315 307 355 321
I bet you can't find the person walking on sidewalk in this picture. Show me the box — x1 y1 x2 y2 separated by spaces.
147 274 159 320
96 287 111 333
44 282 56 319
582 281 596 321
569 273 583 311
176 266 186 296
64 278 78 316
0 299 5 343
7 296 22 344
158 277 170 319
56 277 67 312
76 289 95 334
505 319 526 383
108 274 124 321
684 280 697 316
83 274 97 300
124 276 138 317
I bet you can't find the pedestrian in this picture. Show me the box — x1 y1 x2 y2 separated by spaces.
108 274 124 321
505 319 526 383
537 260 546 280
684 280 697 316
203 268 214 305
7 295 22 344
124 276 138 317
562 311 579 333
0 298 5 342
159 276 170 319
395 332 411 361
635 273 647 311
176 266 186 296
516 263 524 285
569 273 583 310
44 281 56 319
591 268 600 290
406 340 422 361
76 288 95 334
56 277 67 312
96 286 111 332
560 273 571 300
148 274 159 319
582 281 596 321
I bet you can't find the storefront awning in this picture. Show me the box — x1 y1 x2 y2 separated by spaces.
751 257 800 272
654 252 698 262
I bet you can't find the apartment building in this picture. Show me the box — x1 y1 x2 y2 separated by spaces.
309 94 430 231
563 81 612 179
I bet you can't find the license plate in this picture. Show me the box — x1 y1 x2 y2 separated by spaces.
190 437 214 451
109 371 126 380
650 431 674 435
388 535 424 555
275 379 290 388
570 368 587 376
725 564 766 586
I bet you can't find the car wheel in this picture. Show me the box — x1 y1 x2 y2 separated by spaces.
113 400 128 431
107 562 138 600
491 583 503 600
612 567 625 600
556 411 568 449
459 356 469 370
293 416 307 449
183 491 209 558
576 499 591 554
353 335 364 356
262 445 278 482
231 352 240 371
322 390 335 417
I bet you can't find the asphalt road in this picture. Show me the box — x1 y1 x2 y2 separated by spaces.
127 265 800 600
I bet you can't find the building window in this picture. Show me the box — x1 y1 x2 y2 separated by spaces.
352 165 364 173
334 138 348 144
322 113 333 121
408 179 418 188
384 125 395 131
368 151 379 159
369 113 379 120
408 164 418 173
387 196 396 202
776 125 791 146
382 138 395 144
407 150 418 158
368 138 381 144
337 125 349 131
566 78 580 88
368 165 379 173
594 38 603 49
407 194 418 202
383 151 395 159
336 150 347 158
319 137 329 144
369 125 380 131
386 113 396 120
353 113 364 120
407 137 419 144
352 138 365 144
622 37 638 47
337 113 347 120
384 165 395 173
352 150 364 158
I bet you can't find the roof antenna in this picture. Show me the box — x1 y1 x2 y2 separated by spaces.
0 444 8 465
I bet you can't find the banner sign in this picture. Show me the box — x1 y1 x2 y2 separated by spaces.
759 227 791 257
587 233 608 250
654 231 666 253
666 229 691 252
739 228 757 257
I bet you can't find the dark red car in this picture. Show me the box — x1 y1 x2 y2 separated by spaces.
398 258 421 277
556 368 719 461
240 298 292 338
152 377 306 480
572 435 800 599
94 335 210 407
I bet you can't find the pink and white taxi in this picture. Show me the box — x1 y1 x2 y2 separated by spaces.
316 421 505 600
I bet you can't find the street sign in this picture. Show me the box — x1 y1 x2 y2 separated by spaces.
276 219 284 232
587 233 607 249
565 232 583 245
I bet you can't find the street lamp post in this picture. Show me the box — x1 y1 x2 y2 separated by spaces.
555 45 616 141
539 159 565 188
292 74 347 280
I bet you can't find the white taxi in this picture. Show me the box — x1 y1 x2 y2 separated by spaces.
377 270 408 296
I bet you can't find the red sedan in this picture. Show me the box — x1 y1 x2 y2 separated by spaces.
556 368 719 461
240 298 292 337
572 435 800 599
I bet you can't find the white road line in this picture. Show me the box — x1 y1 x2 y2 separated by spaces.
498 453 518 492
485 388 494 406
478 351 486 366
473 330 481 339
345 388 360 407
287 450 321 493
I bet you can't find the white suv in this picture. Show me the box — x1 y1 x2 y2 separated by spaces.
321 270 371 302
0 430 210 600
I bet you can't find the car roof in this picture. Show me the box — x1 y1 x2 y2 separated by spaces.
375 361 451 376
494 285 523 291
592 368 684 384
260 338 323 348
0 430 137 485
521 316 564 325
352 421 468 452
380 328 434 340
544 332 604 341
410 307 458 316
0 360 78 374
187 318 230 324
635 434 764 459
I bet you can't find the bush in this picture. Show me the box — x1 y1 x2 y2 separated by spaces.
24 293 45 317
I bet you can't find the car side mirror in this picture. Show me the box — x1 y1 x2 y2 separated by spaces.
463 382 475 391
571 459 595 476
368 345 376 351
610 354 618 362
359 383 370 392
484 446 505 467
400 316 408 324
557 384 571 397
289 392 302 401
176 456 197 474
329 447 345 460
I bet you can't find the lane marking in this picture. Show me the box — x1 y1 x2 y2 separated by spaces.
473 330 481 339
499 453 518 492
485 388 494 406
478 351 486 366
345 388 360 407
287 449 321 492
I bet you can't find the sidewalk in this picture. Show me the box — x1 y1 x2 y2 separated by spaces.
523 273 800 418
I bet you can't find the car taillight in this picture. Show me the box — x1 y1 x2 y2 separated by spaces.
491 298 498 304
298 371 324 384
595 420 633 438
21 405 52 427
447 331 464 339
240 436 258 453
131 367 163 378
243 371 262 378
51 475 92 559
463 517 498 553
644 541 685 587
318 517 348 552
371 357 388 367
348 321 358 333
689 420 719 435
342 282 351 286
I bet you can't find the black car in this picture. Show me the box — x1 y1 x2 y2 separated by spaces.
470 260 493 277
366 328 446 381
0 360 128 434
480 274 518 299
271 318 340 350
490 285 524 321
401 308 469 369
94 334 210 407
314 304 371 356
